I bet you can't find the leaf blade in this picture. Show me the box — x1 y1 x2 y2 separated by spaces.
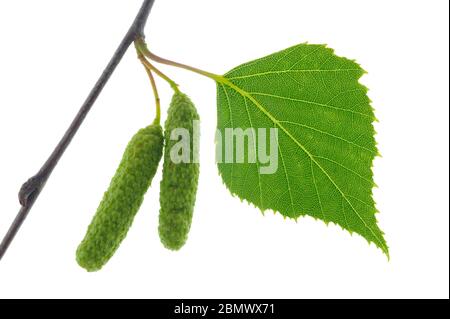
216 43 388 255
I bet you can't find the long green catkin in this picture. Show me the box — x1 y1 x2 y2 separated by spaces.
76 124 164 271
159 92 200 250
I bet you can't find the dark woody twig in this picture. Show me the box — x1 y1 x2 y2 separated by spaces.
0 0 156 261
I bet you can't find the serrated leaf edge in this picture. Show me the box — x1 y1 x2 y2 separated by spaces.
215 44 389 258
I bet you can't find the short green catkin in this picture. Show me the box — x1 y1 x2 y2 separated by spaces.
76 124 163 271
159 92 200 250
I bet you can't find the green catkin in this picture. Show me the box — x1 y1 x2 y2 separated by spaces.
159 93 200 250
76 124 164 271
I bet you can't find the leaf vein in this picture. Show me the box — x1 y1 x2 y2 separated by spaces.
278 142 295 216
313 155 373 185
311 160 326 220
221 84 235 189
279 120 377 154
250 92 373 118
341 199 351 231
244 97 264 208
228 68 362 80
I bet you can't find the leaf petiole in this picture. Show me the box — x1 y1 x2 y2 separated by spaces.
135 38 224 83
135 41 180 94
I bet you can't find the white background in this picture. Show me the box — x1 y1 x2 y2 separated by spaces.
0 0 448 299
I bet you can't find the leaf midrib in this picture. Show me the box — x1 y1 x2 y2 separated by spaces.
217 76 388 254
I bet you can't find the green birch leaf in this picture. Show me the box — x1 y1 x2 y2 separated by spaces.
215 43 388 256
